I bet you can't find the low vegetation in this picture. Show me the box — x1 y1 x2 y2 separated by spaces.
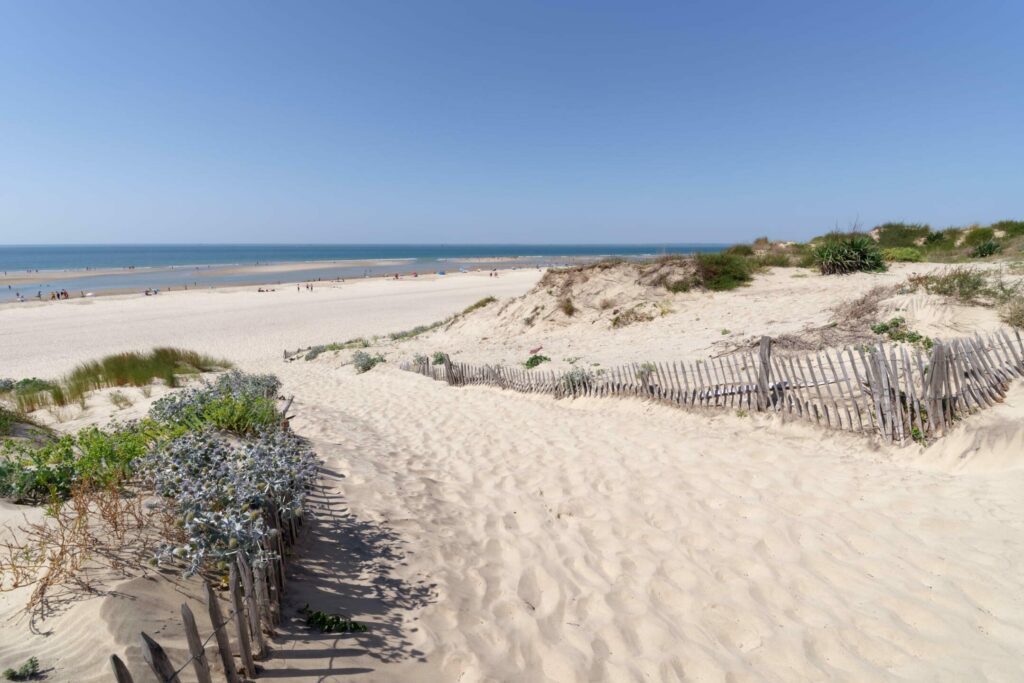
970 240 1002 258
636 362 657 383
1 368 315 612
870 317 933 349
5 349 229 413
352 351 386 373
462 296 497 314
305 337 370 360
813 234 886 275
560 367 594 393
692 252 754 290
300 604 368 634
524 354 550 369
882 246 923 262
904 267 1023 329
3 657 40 681
611 305 656 328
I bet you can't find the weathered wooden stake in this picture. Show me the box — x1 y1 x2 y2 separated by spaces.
110 655 135 683
236 554 266 658
203 581 241 683
140 632 180 683
181 603 214 683
228 563 257 678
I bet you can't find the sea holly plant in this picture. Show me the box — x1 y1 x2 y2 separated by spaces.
139 370 317 576
141 427 317 575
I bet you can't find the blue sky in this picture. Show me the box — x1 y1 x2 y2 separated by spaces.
1 1 1021 244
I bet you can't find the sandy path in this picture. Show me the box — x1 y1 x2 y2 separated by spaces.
259 362 1024 682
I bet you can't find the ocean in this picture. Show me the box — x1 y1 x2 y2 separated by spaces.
0 243 726 297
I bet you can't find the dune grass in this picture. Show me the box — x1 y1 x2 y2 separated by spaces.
7 348 230 413
62 348 230 404
813 234 886 275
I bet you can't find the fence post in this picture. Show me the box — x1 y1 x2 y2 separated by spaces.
110 655 135 683
757 336 772 410
140 632 180 683
203 581 241 683
181 603 214 683
229 563 257 678
235 554 266 659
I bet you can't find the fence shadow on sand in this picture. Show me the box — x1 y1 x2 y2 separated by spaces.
260 465 436 679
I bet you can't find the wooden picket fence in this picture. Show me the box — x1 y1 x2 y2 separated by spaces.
402 329 1024 444
109 507 302 683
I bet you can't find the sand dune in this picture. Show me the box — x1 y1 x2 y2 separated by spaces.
2 265 1023 681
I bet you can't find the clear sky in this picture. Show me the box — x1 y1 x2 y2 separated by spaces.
1 1 1022 244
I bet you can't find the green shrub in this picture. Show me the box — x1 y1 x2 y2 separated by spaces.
969 240 1002 258
195 395 279 434
753 251 792 268
147 371 281 436
412 353 429 366
882 247 923 262
524 354 550 369
431 351 447 365
873 222 931 248
693 253 754 290
559 297 576 316
666 278 691 293
0 418 189 504
991 220 1024 238
724 244 754 256
0 379 14 393
813 234 886 275
963 227 995 247
922 227 962 251
352 351 385 374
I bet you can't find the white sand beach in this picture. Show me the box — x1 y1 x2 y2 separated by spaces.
2 265 1023 682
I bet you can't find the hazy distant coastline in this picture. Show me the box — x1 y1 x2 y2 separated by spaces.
0 243 725 297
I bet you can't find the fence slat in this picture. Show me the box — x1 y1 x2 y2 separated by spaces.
229 563 257 678
204 581 241 683
181 603 214 683
110 655 135 683
236 554 266 659
140 632 180 683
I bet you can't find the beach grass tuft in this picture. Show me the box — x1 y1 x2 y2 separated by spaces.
62 348 230 405
463 296 497 314
813 234 886 275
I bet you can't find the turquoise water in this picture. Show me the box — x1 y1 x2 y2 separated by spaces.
0 243 726 298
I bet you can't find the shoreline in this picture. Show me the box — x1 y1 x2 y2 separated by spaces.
0 262 546 307
0 253 638 302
